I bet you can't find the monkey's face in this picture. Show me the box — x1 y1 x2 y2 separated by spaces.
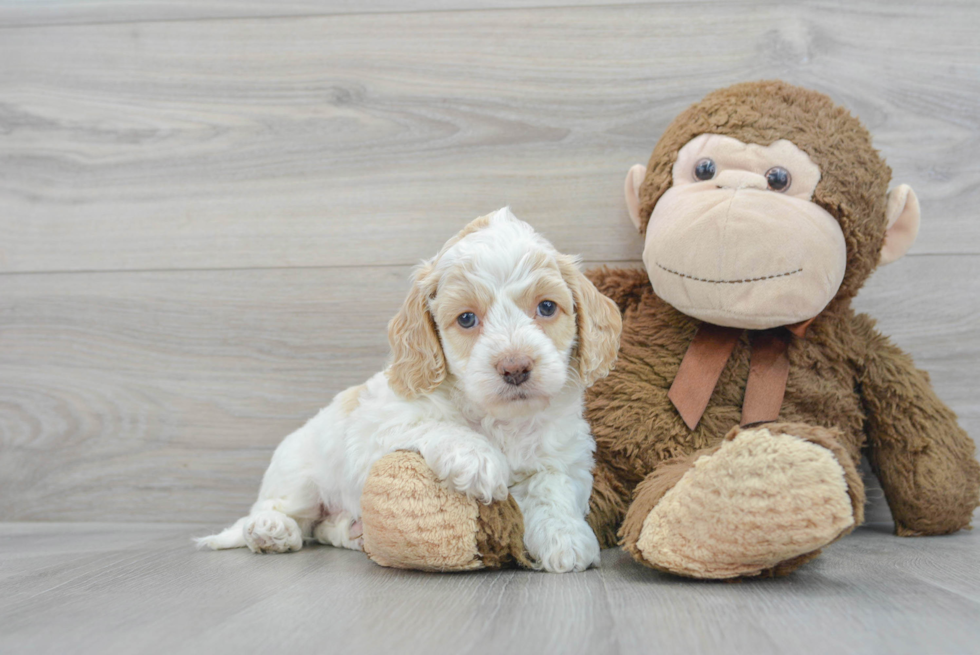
641 134 847 330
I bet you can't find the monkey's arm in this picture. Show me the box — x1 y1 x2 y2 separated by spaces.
852 313 980 535
585 266 650 314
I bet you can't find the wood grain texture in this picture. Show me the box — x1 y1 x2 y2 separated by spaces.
1 256 976 523
0 0 978 532
1 1 979 274
0 0 677 28
1 520 978 655
0 265 403 522
2 0 976 28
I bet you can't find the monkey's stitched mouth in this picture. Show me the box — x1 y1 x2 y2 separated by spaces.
656 262 803 285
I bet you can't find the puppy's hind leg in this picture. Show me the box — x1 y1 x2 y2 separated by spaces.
195 506 309 555
313 511 364 551
196 422 327 554
240 509 306 554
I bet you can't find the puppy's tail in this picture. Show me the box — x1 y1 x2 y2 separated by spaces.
193 517 248 550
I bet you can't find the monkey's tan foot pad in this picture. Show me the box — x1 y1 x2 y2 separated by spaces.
360 452 530 572
631 424 858 579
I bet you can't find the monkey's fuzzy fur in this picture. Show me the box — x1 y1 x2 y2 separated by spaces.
587 266 978 545
360 81 979 576
585 81 979 575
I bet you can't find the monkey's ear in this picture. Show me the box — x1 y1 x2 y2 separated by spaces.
624 164 647 232
880 184 920 266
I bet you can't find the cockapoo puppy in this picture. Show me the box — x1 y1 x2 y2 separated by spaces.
197 208 622 572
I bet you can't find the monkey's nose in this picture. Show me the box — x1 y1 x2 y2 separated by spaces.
714 170 768 191
497 356 534 386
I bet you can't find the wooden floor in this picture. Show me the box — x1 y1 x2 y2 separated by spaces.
2 520 978 655
2 0 979 652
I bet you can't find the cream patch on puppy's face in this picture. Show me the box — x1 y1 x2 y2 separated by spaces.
430 227 578 418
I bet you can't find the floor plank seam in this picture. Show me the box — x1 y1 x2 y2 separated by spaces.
0 251 969 278
0 259 646 278
0 1 681 32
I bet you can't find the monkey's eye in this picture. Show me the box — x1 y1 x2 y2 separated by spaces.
765 166 792 192
537 300 557 317
457 312 479 329
693 158 716 181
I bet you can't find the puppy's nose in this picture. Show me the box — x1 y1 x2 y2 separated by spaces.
497 356 533 386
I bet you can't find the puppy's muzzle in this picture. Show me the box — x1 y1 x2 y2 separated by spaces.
497 355 533 387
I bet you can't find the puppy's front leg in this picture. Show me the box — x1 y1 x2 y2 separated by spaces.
402 421 511 505
515 468 601 573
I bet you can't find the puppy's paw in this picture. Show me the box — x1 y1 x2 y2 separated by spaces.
428 443 510 504
526 517 601 573
242 510 303 554
314 512 364 551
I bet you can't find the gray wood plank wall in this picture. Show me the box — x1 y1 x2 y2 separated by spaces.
1 0 977 524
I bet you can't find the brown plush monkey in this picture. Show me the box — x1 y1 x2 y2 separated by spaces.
359 81 980 578
583 80 980 578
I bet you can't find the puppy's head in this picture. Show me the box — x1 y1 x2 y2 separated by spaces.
387 208 622 418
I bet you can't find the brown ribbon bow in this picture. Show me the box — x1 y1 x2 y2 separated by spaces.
667 319 813 430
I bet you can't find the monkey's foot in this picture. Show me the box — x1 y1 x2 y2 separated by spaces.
360 452 530 571
621 423 863 579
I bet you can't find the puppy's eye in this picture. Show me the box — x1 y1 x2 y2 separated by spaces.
765 166 791 192
457 312 479 329
537 300 557 317
694 158 716 181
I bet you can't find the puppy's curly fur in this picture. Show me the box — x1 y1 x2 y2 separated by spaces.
196 208 622 573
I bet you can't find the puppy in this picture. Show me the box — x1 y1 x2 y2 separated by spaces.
196 208 622 572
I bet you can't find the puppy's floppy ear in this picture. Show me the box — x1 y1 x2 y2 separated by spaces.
386 262 447 399
558 255 623 387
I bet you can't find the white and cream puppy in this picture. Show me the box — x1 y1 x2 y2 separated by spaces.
196 207 621 572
